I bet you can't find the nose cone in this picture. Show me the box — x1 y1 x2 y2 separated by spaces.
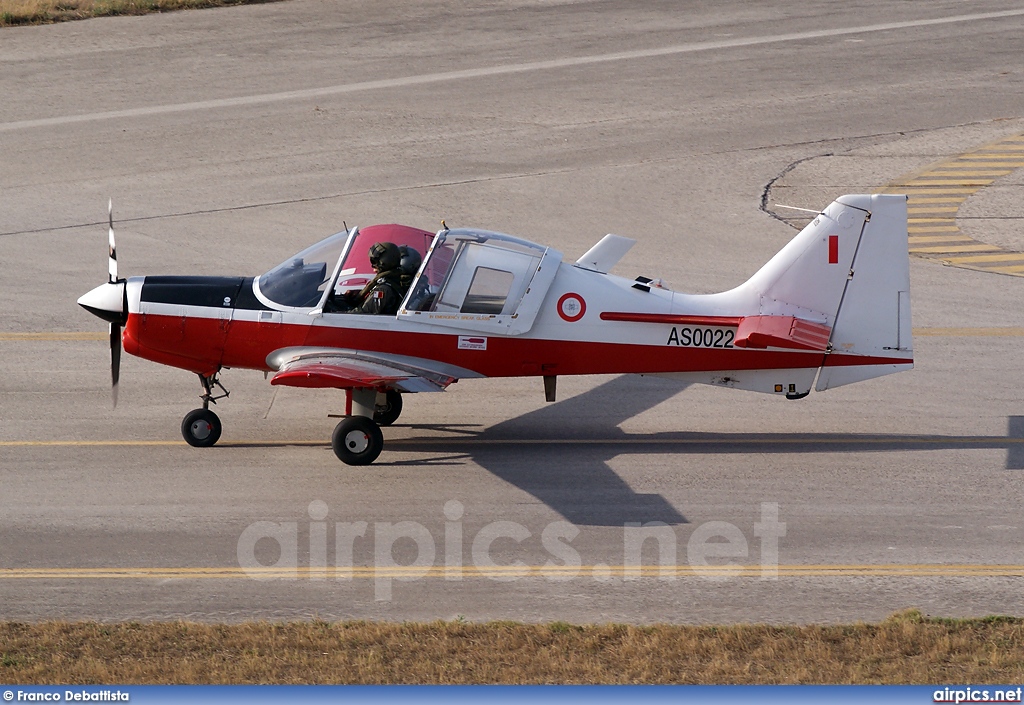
78 281 127 324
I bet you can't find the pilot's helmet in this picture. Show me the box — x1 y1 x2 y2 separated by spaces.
398 245 422 276
368 242 400 272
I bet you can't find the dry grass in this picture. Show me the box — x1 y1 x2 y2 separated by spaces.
2 611 1023 684
0 0 276 26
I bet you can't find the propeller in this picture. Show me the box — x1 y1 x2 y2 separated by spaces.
108 199 121 407
77 199 128 407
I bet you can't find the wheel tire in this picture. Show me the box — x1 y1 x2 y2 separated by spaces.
181 408 222 447
373 390 403 427
332 416 384 466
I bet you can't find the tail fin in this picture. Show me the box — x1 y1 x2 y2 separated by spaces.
739 194 913 389
814 194 913 389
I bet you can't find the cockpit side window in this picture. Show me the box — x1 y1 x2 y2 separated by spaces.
460 267 514 314
398 228 561 336
426 239 541 316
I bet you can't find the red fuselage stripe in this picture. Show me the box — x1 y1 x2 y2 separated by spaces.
124 312 911 378
599 312 744 326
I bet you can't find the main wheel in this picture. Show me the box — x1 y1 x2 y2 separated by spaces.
181 408 222 447
373 390 403 426
332 416 384 465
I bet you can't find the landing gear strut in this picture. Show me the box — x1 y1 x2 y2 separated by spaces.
373 390 403 426
181 372 229 448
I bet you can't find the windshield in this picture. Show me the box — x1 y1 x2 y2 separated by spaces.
256 230 351 308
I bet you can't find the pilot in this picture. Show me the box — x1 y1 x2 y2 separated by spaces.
397 245 422 296
335 242 404 315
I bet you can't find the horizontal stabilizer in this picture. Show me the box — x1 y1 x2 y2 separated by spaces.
575 234 636 274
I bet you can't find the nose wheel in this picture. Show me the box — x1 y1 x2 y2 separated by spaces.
182 408 222 447
332 416 384 465
181 372 228 447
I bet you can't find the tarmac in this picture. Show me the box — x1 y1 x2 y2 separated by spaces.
2 0 1024 623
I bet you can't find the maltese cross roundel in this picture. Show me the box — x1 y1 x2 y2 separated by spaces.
557 293 586 322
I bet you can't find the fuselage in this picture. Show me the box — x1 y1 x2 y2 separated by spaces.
120 265 870 388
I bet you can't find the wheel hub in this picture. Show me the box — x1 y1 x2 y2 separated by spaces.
345 430 370 453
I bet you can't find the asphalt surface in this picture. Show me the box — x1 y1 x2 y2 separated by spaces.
2 0 1024 623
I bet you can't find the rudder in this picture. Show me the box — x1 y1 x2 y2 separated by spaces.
815 194 913 390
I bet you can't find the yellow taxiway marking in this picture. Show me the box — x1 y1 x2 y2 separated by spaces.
923 170 1012 177
0 332 106 341
5 432 1024 450
913 327 1024 336
0 440 185 447
888 189 980 196
907 179 995 186
0 564 1021 580
908 233 971 240
908 236 975 244
906 197 968 203
910 244 998 253
942 157 1024 163
882 132 1024 276
954 158 1024 165
945 253 1024 264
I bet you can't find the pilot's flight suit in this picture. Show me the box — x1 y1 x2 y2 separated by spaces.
328 241 405 315
351 269 404 315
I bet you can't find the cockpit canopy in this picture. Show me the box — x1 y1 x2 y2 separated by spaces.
254 224 562 334
255 224 435 310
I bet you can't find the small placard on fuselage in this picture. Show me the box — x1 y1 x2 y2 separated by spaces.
458 336 488 351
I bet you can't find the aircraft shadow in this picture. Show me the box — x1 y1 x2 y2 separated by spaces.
1008 416 1024 470
397 374 692 527
384 370 1024 526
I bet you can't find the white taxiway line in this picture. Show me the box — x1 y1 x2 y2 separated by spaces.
2 9 1023 133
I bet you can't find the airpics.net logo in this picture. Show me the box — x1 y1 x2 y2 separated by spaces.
236 501 786 601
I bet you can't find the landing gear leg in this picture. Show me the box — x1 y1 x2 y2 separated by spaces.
373 390 403 426
181 372 229 448
332 388 385 465
198 372 229 411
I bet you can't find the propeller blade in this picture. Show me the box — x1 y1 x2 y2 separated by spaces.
108 198 117 284
110 322 121 408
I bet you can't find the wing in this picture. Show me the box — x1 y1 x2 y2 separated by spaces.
266 346 475 393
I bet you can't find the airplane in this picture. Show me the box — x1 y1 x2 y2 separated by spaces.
78 194 913 466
